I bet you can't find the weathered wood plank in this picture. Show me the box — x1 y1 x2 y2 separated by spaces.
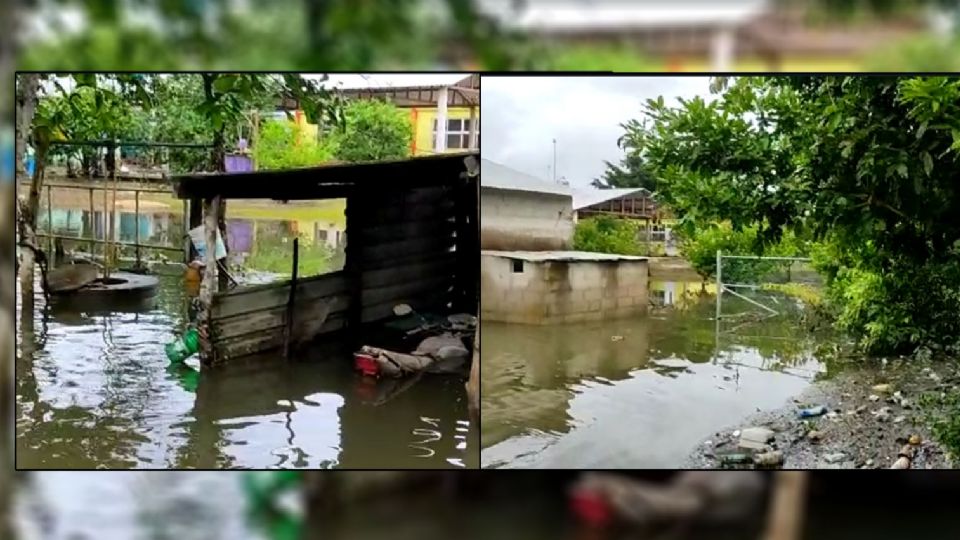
217 319 348 361
361 258 457 289
361 276 453 309
212 294 350 340
211 272 348 319
358 236 455 263
350 200 455 224
352 218 455 243
360 291 452 323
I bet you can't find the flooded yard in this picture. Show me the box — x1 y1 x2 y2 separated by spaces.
16 273 477 469
481 282 826 468
16 199 477 470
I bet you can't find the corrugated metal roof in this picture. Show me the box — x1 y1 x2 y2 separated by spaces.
572 187 650 210
482 250 648 262
493 2 769 32
481 159 572 197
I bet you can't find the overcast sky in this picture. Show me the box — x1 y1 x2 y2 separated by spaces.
481 76 712 188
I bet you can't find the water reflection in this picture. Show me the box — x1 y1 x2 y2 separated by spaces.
16 274 477 469
481 286 826 469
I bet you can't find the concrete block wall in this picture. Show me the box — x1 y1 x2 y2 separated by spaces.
481 254 648 324
480 188 574 251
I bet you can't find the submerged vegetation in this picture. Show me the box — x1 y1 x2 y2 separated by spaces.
618 75 960 455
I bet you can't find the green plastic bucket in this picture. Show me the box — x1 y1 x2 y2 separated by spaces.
165 328 200 364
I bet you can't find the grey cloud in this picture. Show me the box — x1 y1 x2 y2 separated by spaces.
480 75 711 188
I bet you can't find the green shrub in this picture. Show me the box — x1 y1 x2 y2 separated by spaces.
920 389 960 461
678 224 806 283
253 120 335 170
333 100 412 162
824 258 960 355
573 216 640 255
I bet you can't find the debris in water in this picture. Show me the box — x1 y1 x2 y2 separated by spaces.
611 335 624 342
798 405 827 418
871 383 893 394
908 434 922 445
824 452 847 464
739 427 775 450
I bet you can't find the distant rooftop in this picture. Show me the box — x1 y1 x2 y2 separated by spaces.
491 1 769 32
482 250 648 263
572 187 650 210
481 159 572 198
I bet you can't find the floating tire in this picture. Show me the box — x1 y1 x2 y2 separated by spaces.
50 271 160 312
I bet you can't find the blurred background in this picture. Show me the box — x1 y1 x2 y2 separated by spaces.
4 1 960 539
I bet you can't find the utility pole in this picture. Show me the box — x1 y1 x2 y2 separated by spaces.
552 138 557 183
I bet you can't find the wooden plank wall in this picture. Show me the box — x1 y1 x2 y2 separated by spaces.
350 184 461 325
204 271 349 365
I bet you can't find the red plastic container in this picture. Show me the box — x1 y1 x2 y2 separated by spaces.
569 489 612 527
354 353 380 377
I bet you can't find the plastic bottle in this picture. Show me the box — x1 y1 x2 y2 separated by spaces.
798 405 828 418
165 328 200 364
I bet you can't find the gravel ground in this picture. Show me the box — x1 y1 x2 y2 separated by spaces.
687 357 959 469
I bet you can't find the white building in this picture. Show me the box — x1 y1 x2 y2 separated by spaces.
480 159 574 251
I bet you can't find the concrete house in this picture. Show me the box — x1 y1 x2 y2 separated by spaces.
480 159 574 251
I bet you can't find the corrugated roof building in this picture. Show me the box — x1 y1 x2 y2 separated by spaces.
481 159 574 251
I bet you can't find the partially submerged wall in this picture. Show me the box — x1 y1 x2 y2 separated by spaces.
480 188 573 251
481 253 648 324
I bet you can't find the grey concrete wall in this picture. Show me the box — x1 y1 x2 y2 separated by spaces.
481 254 648 324
480 187 573 251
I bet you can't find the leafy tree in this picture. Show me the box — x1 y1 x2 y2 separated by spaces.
628 76 960 354
333 100 412 162
573 215 640 256
254 120 335 170
592 154 658 191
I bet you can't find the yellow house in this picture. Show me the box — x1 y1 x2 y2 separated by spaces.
340 74 479 157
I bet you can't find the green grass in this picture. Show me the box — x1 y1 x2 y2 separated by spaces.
243 238 340 276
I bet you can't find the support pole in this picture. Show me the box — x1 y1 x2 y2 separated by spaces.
435 87 448 153
284 238 299 359
182 199 190 264
467 105 478 150
716 249 722 321
199 195 221 367
134 190 141 268
762 472 808 540
46 185 52 263
88 188 95 258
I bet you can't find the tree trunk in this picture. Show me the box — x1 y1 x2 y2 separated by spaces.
16 74 41 300
202 73 230 291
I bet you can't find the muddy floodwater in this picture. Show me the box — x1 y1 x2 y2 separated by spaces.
481 282 827 469
16 472 960 540
16 275 477 470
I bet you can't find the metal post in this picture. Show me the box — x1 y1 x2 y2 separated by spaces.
46 185 53 263
134 190 141 268
435 87 448 153
716 249 722 321
88 187 95 258
182 199 190 264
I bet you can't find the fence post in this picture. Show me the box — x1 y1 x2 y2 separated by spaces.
88 188 95 258
46 185 53 264
715 249 722 321
134 190 141 268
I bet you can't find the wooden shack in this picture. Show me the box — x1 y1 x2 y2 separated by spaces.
170 152 479 368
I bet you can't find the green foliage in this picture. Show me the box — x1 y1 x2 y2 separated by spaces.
629 76 960 354
253 120 335 170
865 36 960 72
245 235 336 277
592 153 658 191
333 100 412 162
573 216 640 256
919 387 960 460
679 223 807 282
18 0 529 71
537 44 658 71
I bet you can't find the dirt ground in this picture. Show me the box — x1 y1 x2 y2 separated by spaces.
687 357 959 469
